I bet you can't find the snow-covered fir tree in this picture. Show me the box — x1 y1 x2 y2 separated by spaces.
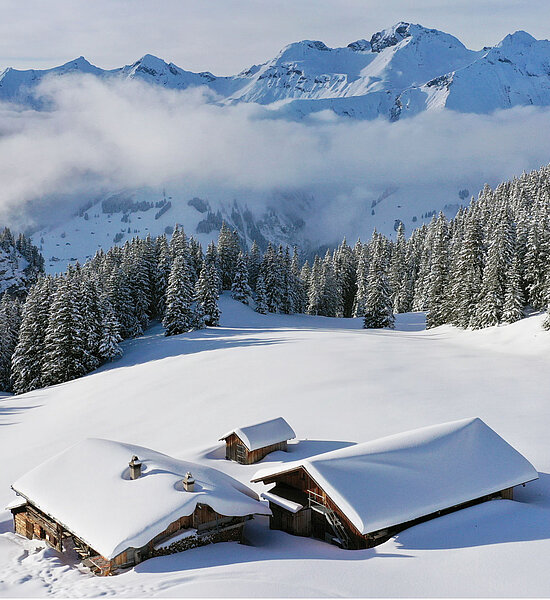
254 274 269 314
98 298 123 360
195 263 221 326
163 255 196 336
42 278 89 386
352 245 368 318
248 241 262 292
334 239 357 318
0 293 21 391
11 276 54 394
363 232 394 329
217 222 241 290
231 252 252 304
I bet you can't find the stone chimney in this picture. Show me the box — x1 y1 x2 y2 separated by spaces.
129 455 142 480
183 472 195 492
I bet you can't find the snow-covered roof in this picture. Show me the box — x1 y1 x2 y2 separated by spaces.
252 418 538 535
261 492 303 514
5 497 27 510
11 438 270 560
220 417 296 451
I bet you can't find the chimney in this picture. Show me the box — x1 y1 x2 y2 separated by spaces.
129 455 142 480
183 472 195 492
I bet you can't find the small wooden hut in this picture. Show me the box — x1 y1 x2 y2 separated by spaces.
9 438 270 575
220 417 296 464
252 417 538 549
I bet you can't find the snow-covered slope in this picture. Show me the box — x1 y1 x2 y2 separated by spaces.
2 23 550 120
32 187 311 273
1 296 550 596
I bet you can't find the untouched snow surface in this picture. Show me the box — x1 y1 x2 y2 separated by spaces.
1 296 550 596
253 417 538 534
220 417 295 451
12 439 269 559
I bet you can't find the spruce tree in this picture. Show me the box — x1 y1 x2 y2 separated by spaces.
363 233 394 329
502 255 524 324
231 252 252 304
248 241 262 292
352 246 368 318
307 255 323 315
98 298 123 360
163 255 195 336
0 293 21 391
218 222 240 290
254 274 269 314
426 214 450 329
42 278 89 386
195 263 221 326
12 277 54 394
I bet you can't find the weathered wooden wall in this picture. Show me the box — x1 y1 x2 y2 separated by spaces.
11 503 64 551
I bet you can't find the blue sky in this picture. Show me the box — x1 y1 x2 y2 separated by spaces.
1 0 550 73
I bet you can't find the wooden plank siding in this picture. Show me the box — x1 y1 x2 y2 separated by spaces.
260 466 367 549
223 433 287 464
11 502 65 552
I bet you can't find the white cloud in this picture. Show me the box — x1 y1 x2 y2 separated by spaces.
1 74 550 240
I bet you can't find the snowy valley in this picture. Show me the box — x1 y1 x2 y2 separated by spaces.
2 9 550 598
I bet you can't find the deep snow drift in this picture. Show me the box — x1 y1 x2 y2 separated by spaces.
1 295 550 596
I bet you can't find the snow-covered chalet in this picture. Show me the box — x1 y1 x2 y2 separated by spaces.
220 417 296 464
8 438 271 575
252 417 538 549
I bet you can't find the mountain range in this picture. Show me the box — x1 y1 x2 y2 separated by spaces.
2 22 550 120
3 22 550 270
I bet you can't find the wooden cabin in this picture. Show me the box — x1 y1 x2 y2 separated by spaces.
252 417 538 549
220 417 296 464
9 438 270 575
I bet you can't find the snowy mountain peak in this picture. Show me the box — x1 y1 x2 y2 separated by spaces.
129 53 178 75
274 40 332 63
497 30 538 49
61 56 91 67
370 22 412 52
55 56 102 74
347 39 371 52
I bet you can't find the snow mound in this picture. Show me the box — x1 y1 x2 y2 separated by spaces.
253 417 538 534
11 438 270 559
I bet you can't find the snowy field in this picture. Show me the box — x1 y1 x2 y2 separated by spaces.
1 295 550 597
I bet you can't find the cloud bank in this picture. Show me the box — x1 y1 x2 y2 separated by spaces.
1 74 550 239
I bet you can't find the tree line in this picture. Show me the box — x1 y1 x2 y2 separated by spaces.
2 163 550 394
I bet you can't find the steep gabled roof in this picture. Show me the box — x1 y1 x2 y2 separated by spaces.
11 438 270 560
252 418 538 535
220 417 296 451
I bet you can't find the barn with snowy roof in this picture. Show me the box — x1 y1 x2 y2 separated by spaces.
220 417 296 464
8 438 270 575
252 417 538 549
